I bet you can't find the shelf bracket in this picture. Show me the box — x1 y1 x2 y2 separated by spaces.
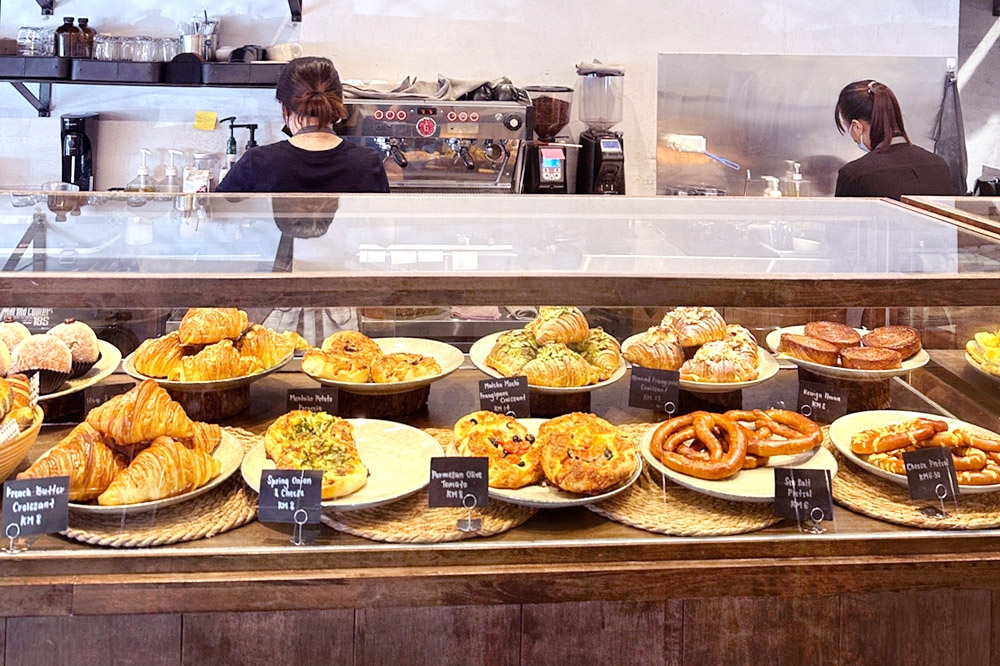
288 0 302 22
10 82 51 117
35 0 54 16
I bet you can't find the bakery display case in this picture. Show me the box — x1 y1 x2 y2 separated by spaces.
4 191 1000 664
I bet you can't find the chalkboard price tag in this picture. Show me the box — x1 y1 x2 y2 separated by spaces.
628 367 680 415
257 469 323 525
428 457 489 509
773 468 834 522
2 476 69 539
903 447 960 501
797 380 848 424
287 388 338 414
84 381 135 412
479 376 530 418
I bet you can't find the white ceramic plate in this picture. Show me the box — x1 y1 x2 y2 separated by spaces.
67 430 244 514
302 337 464 395
965 352 1000 383
765 325 930 382
640 425 838 503
621 334 780 394
453 418 643 508
241 418 444 510
469 331 627 395
122 349 293 392
39 340 122 401
828 409 1000 493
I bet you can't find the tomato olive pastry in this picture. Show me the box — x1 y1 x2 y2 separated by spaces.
536 412 637 494
453 411 543 489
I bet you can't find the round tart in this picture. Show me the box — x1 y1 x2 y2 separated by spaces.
840 346 902 370
862 326 922 360
48 318 101 378
777 333 839 366
803 321 861 350
9 333 72 394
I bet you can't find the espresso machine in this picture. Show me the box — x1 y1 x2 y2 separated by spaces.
61 113 99 191
575 66 625 195
521 86 574 194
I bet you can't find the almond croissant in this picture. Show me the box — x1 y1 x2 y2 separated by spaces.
97 436 220 505
17 422 126 501
177 308 249 346
132 330 186 378
86 379 194 446
168 340 263 382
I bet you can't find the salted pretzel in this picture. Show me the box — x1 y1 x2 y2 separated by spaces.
649 411 747 481
725 409 823 457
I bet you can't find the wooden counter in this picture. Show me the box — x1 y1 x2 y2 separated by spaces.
5 352 1000 665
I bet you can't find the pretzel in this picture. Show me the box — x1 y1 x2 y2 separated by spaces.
952 446 988 472
849 418 948 455
956 428 1000 453
957 463 1000 485
725 409 823 457
650 411 747 480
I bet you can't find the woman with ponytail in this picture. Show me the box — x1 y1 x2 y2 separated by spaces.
834 79 954 199
217 56 389 193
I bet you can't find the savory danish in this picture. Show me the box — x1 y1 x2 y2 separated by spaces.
527 306 590 345
453 411 543 489
177 308 249 346
622 326 685 371
521 343 597 388
320 331 384 367
370 352 442 383
265 410 368 499
659 306 727 347
301 347 371 383
536 412 637 494
485 328 539 377
569 327 621 381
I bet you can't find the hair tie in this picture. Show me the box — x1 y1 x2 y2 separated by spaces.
867 80 876 95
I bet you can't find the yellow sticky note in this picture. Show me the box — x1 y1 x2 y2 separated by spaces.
193 111 218 130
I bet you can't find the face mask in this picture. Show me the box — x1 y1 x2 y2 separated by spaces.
850 122 869 153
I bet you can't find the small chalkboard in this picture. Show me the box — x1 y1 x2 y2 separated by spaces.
287 388 338 414
903 448 960 501
257 469 323 524
773 468 834 522
628 367 680 415
428 457 489 509
1 476 69 538
479 376 530 418
797 380 848 423
84 381 135 412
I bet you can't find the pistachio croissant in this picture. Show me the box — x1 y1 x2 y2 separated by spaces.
97 436 220 505
17 422 126 501
527 306 590 345
485 329 538 377
569 327 621 381
522 343 598 388
86 379 194 446
177 308 248 346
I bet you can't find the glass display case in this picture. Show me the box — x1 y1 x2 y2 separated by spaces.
3 192 1000 664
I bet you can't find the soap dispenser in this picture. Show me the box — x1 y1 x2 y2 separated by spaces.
763 176 782 198
219 116 238 182
781 162 811 197
158 149 183 193
126 148 158 193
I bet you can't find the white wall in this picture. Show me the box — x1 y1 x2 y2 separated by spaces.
0 1 959 194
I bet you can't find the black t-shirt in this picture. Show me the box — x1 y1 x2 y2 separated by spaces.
216 139 390 193
835 143 956 200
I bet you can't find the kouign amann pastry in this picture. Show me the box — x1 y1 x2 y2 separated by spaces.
168 340 264 382
485 328 539 377
570 328 622 381
527 306 590 345
521 343 597 388
840 346 902 370
97 436 220 506
777 333 839 367
9 333 73 393
17 422 126 501
623 326 685 371
680 340 757 382
370 352 441 383
659 307 727 347
537 412 636 494
453 411 542 489
177 308 249 346
301 347 370 383
320 331 383 367
862 326 922 360
86 379 195 446
0 317 30 354
48 318 100 378
803 321 861 350
132 330 186 379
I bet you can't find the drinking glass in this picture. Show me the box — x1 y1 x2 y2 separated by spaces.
134 36 157 62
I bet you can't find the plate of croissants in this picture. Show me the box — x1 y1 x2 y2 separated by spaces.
449 411 641 508
640 408 837 502
469 306 627 394
16 380 244 513
122 308 305 390
622 307 779 393
300 332 464 395
766 322 929 381
829 410 1000 492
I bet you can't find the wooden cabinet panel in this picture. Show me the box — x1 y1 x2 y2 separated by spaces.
5 614 180 666
355 605 519 666
182 610 353 666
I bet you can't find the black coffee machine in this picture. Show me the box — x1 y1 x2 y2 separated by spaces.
521 86 574 194
61 113 99 191
575 67 625 195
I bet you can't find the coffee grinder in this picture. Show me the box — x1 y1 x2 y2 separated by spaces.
61 113 99 191
521 86 573 194
575 65 625 195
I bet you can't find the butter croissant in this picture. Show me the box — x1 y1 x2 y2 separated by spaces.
132 331 185 378
17 422 126 501
97 436 220 505
527 307 590 345
522 343 597 387
177 308 248 346
569 327 621 381
186 421 222 453
86 379 195 446
236 324 304 369
168 340 263 382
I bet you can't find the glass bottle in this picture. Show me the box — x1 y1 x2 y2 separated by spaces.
54 17 79 58
76 18 96 58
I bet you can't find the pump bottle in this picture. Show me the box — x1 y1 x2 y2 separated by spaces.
158 149 184 193
126 148 158 192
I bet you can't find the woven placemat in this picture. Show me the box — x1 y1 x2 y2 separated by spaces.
320 426 536 543
62 427 259 548
587 422 780 536
830 438 1000 530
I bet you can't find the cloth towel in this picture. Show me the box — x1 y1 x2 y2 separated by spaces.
932 70 969 195
343 76 515 101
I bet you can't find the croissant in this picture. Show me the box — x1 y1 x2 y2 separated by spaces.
17 422 126 501
6 373 31 411
485 329 538 377
97 436 220 505
660 307 727 347
723 324 759 365
522 343 597 387
185 421 222 453
237 324 303 369
177 308 249 346
168 340 263 382
569 327 621 381
680 341 757 383
0 377 14 420
132 331 186 378
86 379 195 446
623 326 685 371
527 307 590 345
